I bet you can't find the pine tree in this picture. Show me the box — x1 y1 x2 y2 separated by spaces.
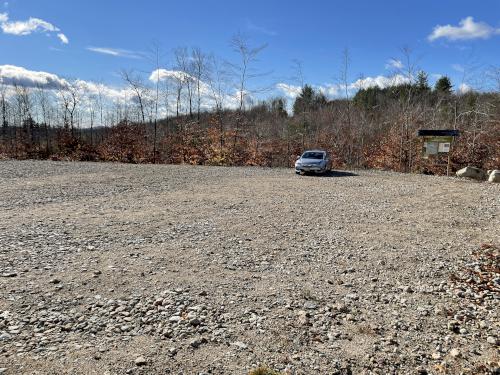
434 76 452 94
416 71 430 93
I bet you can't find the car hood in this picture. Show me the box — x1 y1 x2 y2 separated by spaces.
298 158 324 164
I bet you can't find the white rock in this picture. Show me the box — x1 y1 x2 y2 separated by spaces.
486 336 497 345
303 301 318 309
488 170 500 183
456 166 486 180
431 352 441 360
135 356 147 366
232 341 248 350
0 333 12 341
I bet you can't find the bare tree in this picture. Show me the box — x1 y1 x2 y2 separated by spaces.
35 85 52 154
174 47 194 117
87 93 97 146
291 59 307 149
487 65 500 93
392 46 419 172
339 48 357 164
58 81 80 136
229 33 267 112
206 54 228 113
121 70 148 123
161 76 173 119
146 42 166 162
192 47 207 121
206 54 230 148
0 82 9 141
339 48 351 123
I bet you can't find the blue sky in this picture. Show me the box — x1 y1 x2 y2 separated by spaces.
1 0 500 100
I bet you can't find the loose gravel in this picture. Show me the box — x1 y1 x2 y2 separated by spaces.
0 160 499 374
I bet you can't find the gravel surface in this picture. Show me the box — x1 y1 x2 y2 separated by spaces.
0 160 499 374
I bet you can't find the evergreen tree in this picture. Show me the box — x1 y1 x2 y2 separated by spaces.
315 92 327 108
270 98 288 118
434 76 452 94
416 71 430 93
292 85 328 115
293 85 315 115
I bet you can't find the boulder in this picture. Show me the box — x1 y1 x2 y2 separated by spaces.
488 170 500 183
456 166 486 181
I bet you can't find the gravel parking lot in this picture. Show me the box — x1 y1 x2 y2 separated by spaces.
0 160 498 374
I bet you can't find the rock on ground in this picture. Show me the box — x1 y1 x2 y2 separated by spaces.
488 170 500 183
456 166 487 180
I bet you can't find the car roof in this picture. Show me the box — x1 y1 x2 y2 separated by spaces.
303 150 326 153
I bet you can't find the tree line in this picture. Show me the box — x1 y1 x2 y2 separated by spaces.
0 42 499 175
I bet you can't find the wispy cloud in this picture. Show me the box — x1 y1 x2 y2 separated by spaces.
87 46 144 59
385 58 404 70
276 83 302 99
428 17 500 41
0 12 68 43
246 20 277 36
57 33 68 44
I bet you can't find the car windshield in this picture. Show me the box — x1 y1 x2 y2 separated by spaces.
302 152 324 160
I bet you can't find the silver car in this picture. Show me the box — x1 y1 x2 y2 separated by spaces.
295 150 332 175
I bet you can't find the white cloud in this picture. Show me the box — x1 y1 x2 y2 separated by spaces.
0 64 243 114
0 64 136 104
73 79 133 102
350 74 411 90
457 83 472 94
0 12 68 44
451 64 465 73
87 47 143 59
385 58 404 70
2 17 57 35
0 64 69 89
275 83 302 99
0 64 252 124
276 74 412 101
149 69 193 83
149 68 241 110
428 17 500 41
57 33 68 44
319 84 341 97
276 83 342 100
